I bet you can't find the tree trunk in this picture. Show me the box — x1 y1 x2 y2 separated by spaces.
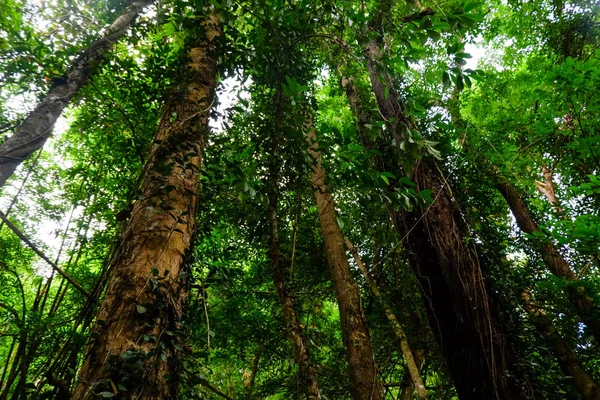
400 349 425 400
521 291 600 400
345 238 427 400
306 122 383 400
495 176 600 341
72 13 220 400
357 37 526 399
267 129 321 399
0 0 153 188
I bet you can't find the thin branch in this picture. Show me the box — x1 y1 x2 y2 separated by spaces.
0 211 90 298
198 377 234 400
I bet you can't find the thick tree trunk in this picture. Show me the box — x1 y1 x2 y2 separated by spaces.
358 38 525 399
267 131 321 399
397 164 523 400
0 0 153 188
521 291 600 400
306 123 383 400
72 14 220 400
495 176 600 341
344 238 427 400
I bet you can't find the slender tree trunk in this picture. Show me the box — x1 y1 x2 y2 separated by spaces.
266 129 321 399
353 37 526 399
0 0 153 188
244 346 261 399
400 349 425 400
72 13 220 400
447 91 600 344
306 122 383 400
345 238 427 400
521 291 600 400
495 176 600 341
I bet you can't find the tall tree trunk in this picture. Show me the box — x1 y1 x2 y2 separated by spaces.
0 0 153 188
400 349 425 400
495 176 600 341
521 291 600 400
344 238 427 400
72 13 220 400
447 94 600 343
354 36 526 399
266 129 321 399
306 122 383 400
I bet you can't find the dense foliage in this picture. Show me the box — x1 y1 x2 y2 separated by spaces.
0 0 599 398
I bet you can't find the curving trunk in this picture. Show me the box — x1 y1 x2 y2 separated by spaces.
306 122 383 400
0 0 154 188
72 13 220 400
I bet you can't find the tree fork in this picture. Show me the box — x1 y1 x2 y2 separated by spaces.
72 12 220 399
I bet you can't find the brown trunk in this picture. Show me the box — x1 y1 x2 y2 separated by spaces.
495 175 600 341
521 291 600 400
447 92 600 345
535 166 564 215
306 124 383 400
267 131 321 399
396 163 523 400
0 0 153 188
345 238 427 400
356 37 525 399
244 346 261 399
72 13 220 400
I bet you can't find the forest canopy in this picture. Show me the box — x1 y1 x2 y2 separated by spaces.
0 0 599 399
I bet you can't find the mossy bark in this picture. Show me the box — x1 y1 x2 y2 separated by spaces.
72 14 220 400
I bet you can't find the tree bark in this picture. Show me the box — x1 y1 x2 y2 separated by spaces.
267 128 321 399
306 123 383 400
0 0 153 188
357 37 526 399
72 13 220 400
521 291 600 400
495 175 600 342
344 238 427 400
447 88 600 345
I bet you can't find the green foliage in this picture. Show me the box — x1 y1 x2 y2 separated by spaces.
1 0 600 398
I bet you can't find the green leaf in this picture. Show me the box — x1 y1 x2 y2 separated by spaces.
443 71 451 89
136 305 147 314
464 1 479 12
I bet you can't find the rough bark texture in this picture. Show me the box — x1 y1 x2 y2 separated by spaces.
72 14 220 400
0 0 153 188
345 238 427 400
400 349 425 400
535 166 564 215
306 125 383 400
267 132 321 399
361 37 525 400
521 291 600 400
495 176 600 341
